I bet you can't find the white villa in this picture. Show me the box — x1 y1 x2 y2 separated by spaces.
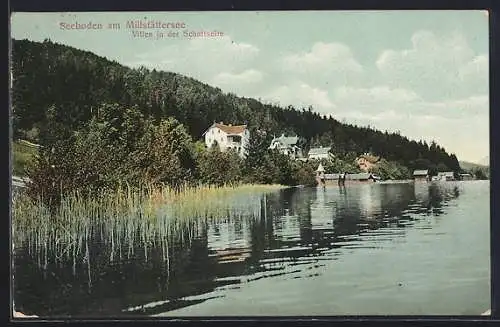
203 121 250 158
269 134 302 159
307 146 331 160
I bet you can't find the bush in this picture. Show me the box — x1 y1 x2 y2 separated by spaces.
370 159 411 180
197 146 243 186
290 161 317 186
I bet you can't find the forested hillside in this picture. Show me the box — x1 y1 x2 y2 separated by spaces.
11 38 461 184
459 161 489 180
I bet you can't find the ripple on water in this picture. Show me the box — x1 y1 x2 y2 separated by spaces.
14 182 489 316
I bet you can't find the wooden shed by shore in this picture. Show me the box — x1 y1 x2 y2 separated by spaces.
460 173 474 181
316 172 379 185
413 169 429 182
346 173 379 183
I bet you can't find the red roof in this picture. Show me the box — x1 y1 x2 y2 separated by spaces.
213 123 247 135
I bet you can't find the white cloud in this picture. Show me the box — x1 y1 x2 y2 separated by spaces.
334 86 420 106
185 36 260 62
212 69 264 86
126 36 260 82
283 42 363 73
377 31 475 73
331 85 488 121
458 54 488 82
376 30 488 100
327 85 488 162
211 69 265 97
264 81 336 113
424 95 488 118
280 42 364 89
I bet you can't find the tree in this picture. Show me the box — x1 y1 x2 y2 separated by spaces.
473 168 488 180
428 164 438 177
242 128 272 183
290 161 317 186
132 117 196 188
370 159 411 180
267 150 293 185
437 162 449 172
25 105 79 205
197 146 242 186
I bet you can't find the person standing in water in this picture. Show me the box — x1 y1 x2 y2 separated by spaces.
319 171 326 189
338 172 347 187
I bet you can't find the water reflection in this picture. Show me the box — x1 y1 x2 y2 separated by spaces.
14 182 463 317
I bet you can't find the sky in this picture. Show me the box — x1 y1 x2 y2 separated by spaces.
10 11 489 164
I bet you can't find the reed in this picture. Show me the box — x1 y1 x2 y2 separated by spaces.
12 183 284 267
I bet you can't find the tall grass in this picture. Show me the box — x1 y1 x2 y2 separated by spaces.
12 183 284 270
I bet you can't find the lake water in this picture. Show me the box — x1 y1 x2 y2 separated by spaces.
13 180 490 317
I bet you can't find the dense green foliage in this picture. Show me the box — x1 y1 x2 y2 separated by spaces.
197 146 243 186
23 101 317 205
239 129 315 186
370 159 412 180
321 153 363 175
11 38 466 201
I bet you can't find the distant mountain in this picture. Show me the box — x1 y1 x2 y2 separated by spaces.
479 156 489 166
459 160 488 171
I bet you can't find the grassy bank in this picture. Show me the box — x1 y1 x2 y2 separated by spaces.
12 140 38 176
